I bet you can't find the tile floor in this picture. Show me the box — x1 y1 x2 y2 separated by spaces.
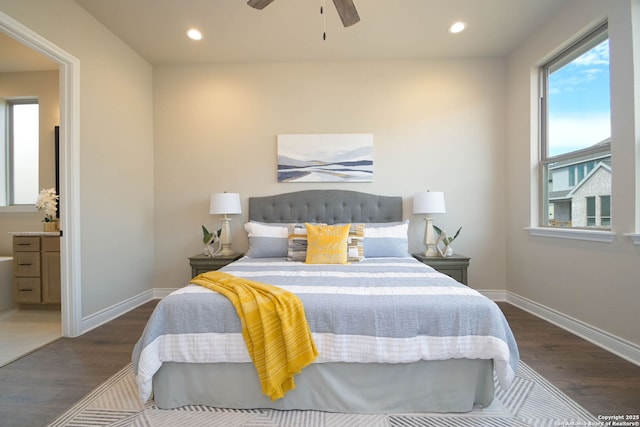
0 308 61 367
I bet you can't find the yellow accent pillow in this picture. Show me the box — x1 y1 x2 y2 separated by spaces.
305 223 351 264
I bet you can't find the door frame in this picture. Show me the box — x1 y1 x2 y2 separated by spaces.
1 11 82 337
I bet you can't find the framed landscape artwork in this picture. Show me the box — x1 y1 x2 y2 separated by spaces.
277 134 374 183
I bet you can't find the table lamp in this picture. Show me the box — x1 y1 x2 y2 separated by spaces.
413 191 446 257
209 192 242 257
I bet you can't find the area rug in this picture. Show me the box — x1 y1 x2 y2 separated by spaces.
48 361 597 427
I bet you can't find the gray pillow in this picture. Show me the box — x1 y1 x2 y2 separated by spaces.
363 221 409 257
244 222 288 258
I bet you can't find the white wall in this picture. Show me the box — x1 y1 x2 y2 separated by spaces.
153 59 508 291
506 0 640 347
0 0 155 319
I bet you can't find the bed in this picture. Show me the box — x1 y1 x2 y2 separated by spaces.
132 189 519 413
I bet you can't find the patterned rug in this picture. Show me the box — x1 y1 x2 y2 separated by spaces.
48 362 597 427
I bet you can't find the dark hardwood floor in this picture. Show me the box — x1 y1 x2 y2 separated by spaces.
0 300 638 426
0 300 158 427
498 303 640 417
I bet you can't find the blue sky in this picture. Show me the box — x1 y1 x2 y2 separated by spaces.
548 39 610 157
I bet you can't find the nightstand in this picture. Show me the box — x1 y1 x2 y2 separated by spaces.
188 253 243 278
412 253 470 285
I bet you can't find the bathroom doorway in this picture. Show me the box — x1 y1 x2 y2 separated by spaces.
0 12 82 359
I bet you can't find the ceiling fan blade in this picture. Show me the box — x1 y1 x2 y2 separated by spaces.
332 0 360 27
247 0 275 10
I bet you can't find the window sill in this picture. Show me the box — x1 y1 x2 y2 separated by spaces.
526 227 615 243
0 205 37 214
623 233 640 245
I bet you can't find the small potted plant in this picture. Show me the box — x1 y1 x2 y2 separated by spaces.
433 225 461 257
202 225 221 257
36 188 59 232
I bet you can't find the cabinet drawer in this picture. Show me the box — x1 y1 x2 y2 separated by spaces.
15 278 42 303
13 236 40 252
13 253 41 276
42 236 60 252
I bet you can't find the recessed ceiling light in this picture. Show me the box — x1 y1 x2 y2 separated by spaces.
448 21 466 34
186 28 203 41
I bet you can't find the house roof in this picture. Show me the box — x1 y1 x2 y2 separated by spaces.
566 162 611 197
548 138 611 170
549 190 572 202
549 161 612 202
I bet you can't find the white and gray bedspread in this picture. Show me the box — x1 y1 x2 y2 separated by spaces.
132 256 519 402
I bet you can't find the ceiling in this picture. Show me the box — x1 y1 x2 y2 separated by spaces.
1 0 569 71
0 32 58 72
72 0 569 64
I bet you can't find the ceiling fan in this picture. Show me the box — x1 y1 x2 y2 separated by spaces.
247 0 360 27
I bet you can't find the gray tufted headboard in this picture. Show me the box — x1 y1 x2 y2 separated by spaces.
248 190 402 224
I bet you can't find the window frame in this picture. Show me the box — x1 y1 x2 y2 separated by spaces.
2 98 39 207
539 22 611 231
600 195 611 227
586 196 596 226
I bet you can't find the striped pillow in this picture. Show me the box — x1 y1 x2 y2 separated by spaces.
287 223 322 261
287 223 364 262
346 223 365 262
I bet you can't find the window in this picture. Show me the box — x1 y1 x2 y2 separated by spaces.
540 23 611 229
586 196 596 226
600 195 611 226
586 195 611 227
1 99 39 206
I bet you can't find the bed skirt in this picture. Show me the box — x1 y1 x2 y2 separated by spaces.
152 359 494 413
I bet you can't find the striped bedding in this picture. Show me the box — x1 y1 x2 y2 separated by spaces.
132 256 519 402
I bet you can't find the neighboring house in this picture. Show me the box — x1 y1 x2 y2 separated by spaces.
547 150 611 228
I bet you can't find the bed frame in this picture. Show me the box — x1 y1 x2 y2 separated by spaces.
151 190 494 413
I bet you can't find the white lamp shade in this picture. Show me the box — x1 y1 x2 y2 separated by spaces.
209 192 242 215
413 191 446 214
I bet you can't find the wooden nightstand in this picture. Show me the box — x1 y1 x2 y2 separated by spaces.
412 253 470 285
188 253 243 278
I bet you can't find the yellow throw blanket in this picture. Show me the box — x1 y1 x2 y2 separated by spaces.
190 271 318 400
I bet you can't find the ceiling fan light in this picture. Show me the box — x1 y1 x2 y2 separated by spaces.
448 21 466 34
186 28 203 40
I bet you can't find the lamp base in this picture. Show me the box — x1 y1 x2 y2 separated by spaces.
423 216 440 258
423 247 439 257
216 216 235 257
217 244 236 257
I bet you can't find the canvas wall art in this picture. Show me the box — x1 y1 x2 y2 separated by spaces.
277 134 374 182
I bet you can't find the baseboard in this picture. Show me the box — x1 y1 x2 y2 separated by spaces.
80 289 155 334
478 289 507 301
505 291 640 367
80 288 179 334
153 288 177 299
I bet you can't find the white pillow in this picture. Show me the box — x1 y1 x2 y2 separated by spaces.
244 222 288 258
363 221 409 257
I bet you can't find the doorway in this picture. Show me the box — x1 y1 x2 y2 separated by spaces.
0 11 81 339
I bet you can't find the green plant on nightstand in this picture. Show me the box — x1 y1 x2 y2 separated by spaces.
202 225 221 257
433 225 462 257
